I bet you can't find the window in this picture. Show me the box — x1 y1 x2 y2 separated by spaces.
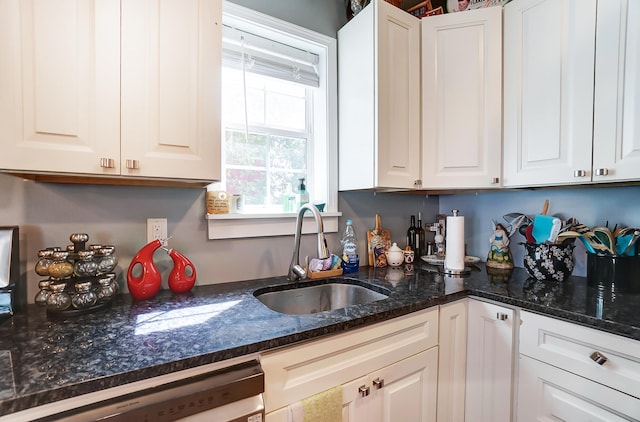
214 2 337 215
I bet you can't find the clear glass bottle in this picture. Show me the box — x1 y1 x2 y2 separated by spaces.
48 251 74 279
96 246 118 274
34 280 52 306
340 219 360 273
46 282 72 311
74 250 98 277
34 249 54 276
72 281 97 309
95 276 116 303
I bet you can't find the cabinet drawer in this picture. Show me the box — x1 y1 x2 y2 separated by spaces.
518 354 640 421
520 310 640 398
260 307 438 413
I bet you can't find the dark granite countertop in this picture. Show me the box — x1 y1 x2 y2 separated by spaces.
0 263 638 416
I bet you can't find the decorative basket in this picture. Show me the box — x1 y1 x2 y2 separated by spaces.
522 242 575 281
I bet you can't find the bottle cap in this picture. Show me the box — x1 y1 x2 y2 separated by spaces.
298 178 306 190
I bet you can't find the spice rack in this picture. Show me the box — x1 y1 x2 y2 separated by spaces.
34 233 119 317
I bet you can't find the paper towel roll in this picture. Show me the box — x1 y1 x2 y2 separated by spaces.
445 212 465 272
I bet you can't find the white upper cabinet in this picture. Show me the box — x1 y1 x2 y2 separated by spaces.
0 1 121 175
0 0 221 183
593 0 640 182
338 0 421 190
121 0 221 181
503 0 597 187
504 0 640 187
421 7 502 189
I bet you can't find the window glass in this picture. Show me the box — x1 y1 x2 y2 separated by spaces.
221 68 311 211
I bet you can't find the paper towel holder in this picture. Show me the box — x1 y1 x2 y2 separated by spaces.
441 210 471 276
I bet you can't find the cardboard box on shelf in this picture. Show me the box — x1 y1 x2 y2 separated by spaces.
403 0 510 17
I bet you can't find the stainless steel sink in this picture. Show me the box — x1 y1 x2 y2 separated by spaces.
254 281 389 315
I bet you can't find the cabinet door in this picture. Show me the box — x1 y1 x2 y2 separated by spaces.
437 300 467 422
343 348 438 422
421 8 502 189
0 0 120 175
593 0 640 182
465 299 514 422
503 0 596 187
517 355 640 421
121 0 221 181
338 0 420 191
376 0 421 189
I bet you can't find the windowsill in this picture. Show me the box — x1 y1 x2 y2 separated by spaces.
206 212 342 239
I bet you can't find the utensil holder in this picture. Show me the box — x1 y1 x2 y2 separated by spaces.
522 243 575 281
586 253 640 293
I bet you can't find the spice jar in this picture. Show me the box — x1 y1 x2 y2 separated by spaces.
47 283 72 311
48 251 74 279
74 250 98 277
34 280 52 306
71 281 97 309
35 249 54 276
95 276 116 303
96 246 118 274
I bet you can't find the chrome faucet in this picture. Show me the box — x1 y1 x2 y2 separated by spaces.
288 203 330 281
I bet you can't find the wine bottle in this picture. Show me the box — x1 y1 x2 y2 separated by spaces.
406 215 417 253
416 213 425 258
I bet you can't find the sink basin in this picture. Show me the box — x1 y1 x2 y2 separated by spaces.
254 280 389 315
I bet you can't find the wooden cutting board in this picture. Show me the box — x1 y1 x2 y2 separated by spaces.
367 214 391 267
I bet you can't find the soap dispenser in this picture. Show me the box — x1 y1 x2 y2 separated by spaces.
295 178 309 210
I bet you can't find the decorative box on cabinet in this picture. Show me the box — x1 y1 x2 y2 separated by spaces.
0 0 221 185
338 0 421 191
421 7 502 189
260 308 438 421
518 310 640 421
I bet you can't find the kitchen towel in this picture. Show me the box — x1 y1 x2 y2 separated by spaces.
445 212 465 272
287 385 343 422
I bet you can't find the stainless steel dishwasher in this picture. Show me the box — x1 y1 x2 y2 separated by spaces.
37 360 264 422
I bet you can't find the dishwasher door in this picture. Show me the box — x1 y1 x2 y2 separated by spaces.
40 360 264 422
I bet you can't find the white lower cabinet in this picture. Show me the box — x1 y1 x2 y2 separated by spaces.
437 299 468 422
517 355 640 421
518 310 640 422
465 299 515 422
342 348 438 422
260 308 439 422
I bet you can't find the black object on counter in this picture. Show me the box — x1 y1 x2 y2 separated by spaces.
587 253 640 294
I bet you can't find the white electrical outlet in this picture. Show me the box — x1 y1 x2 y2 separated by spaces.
147 218 168 245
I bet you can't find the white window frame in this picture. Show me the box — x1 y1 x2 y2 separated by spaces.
207 1 340 239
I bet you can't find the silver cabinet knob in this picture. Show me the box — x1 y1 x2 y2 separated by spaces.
497 312 508 321
573 170 587 177
595 168 609 176
100 158 115 169
358 385 370 397
491 177 500 184
590 351 608 365
125 159 140 170
373 378 384 389
413 179 422 187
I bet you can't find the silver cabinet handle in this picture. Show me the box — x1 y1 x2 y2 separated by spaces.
358 385 370 397
595 168 609 176
373 378 384 389
125 159 140 170
413 179 422 187
573 170 586 177
491 177 500 184
497 312 508 321
100 158 115 169
590 351 608 365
